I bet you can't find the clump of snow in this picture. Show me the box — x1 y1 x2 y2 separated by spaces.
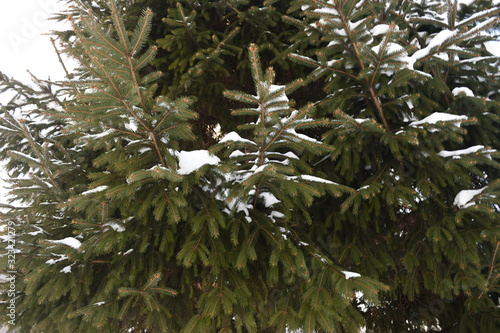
219 131 256 145
263 84 289 113
410 112 468 127
28 226 45 236
60 265 73 274
342 271 361 279
125 119 139 132
177 150 220 175
228 199 253 217
270 211 285 219
457 0 475 7
372 42 404 55
282 151 299 160
94 302 106 306
46 254 68 265
81 185 108 196
288 175 337 185
484 41 500 56
229 150 246 158
80 129 114 141
355 118 369 124
412 29 457 60
104 222 125 232
313 6 339 16
454 187 486 208
122 249 134 255
452 87 474 97
370 24 391 36
259 192 280 207
47 237 82 249
438 145 489 158
284 128 320 143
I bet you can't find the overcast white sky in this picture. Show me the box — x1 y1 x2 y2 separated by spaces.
0 0 68 83
0 0 69 205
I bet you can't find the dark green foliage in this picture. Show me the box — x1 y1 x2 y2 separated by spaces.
1 0 499 332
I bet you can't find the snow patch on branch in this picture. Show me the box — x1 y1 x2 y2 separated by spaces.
47 237 82 249
370 24 391 36
219 131 256 145
259 192 280 208
409 112 468 127
177 150 220 175
288 175 337 185
46 254 68 265
412 29 457 60
342 271 361 279
452 87 474 97
438 145 494 159
81 185 108 195
454 187 487 208
104 222 125 232
60 264 74 274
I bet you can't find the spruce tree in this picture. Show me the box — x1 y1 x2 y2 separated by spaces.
1 0 499 332
1 1 385 332
286 0 500 331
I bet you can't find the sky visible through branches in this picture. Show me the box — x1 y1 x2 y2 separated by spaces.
0 0 70 206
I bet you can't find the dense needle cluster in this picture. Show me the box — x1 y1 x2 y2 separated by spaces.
0 0 499 332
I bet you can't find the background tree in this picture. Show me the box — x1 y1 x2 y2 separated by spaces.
1 0 499 332
285 0 500 331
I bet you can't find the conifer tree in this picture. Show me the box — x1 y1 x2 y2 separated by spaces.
1 0 499 332
1 1 385 332
285 0 500 331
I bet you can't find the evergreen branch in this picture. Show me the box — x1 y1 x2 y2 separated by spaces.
477 241 500 301
149 287 178 296
152 101 176 131
370 25 396 86
263 104 314 152
130 8 154 56
50 38 75 81
156 123 196 141
135 46 158 71
78 16 125 57
223 91 260 104
18 120 61 191
248 44 264 98
456 7 500 29
177 3 201 49
63 43 105 82
87 46 128 68
71 220 100 227
141 272 161 292
289 54 357 79
43 112 88 121
101 123 144 139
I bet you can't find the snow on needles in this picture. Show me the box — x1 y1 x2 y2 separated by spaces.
46 237 82 249
342 271 361 279
219 131 256 145
454 187 487 208
452 87 474 97
438 145 494 159
370 24 391 36
410 112 468 127
177 150 220 175
412 29 457 60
